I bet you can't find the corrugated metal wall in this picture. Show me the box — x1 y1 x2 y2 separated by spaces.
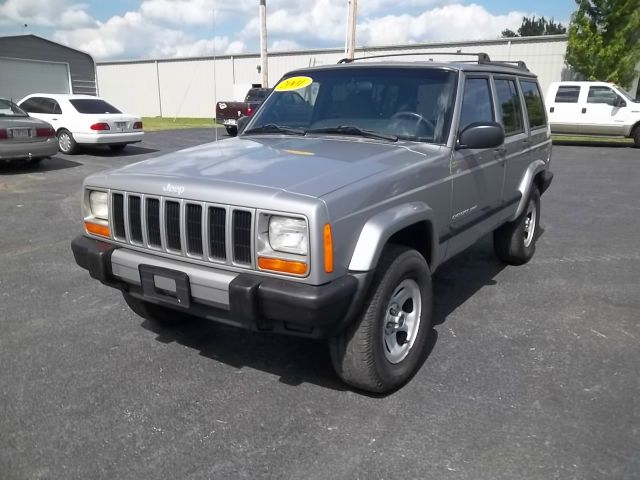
0 35 97 98
97 36 570 118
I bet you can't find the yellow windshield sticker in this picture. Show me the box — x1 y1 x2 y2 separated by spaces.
275 76 313 92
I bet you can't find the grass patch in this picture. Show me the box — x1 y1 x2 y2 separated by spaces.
142 117 219 131
552 134 634 146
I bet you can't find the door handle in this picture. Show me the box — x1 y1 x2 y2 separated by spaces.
549 107 555 113
581 108 587 114
52 118 58 121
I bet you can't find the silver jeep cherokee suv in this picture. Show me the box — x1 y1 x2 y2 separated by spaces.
72 53 553 393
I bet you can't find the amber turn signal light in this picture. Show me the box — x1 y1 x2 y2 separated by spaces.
85 221 110 238
323 224 334 273
258 257 308 275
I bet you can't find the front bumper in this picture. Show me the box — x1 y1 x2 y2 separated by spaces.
71 235 359 338
73 132 144 145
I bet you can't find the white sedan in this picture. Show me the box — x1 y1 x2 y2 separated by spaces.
18 94 144 154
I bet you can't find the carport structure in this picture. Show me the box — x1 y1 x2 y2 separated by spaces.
0 34 97 102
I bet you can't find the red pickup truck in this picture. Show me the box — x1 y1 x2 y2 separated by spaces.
215 88 270 136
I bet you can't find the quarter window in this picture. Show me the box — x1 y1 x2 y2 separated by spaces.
494 79 524 136
555 86 581 103
459 77 494 131
519 80 546 129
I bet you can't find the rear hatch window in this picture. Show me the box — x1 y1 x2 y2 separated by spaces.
69 99 122 114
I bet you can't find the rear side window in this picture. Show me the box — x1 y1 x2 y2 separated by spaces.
555 86 581 103
245 89 269 101
587 86 619 106
459 77 494 131
519 80 546 129
494 79 524 136
69 99 121 114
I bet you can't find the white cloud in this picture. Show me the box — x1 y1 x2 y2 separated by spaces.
53 11 242 60
271 39 302 52
139 0 257 25
0 0 94 29
357 4 526 45
3 1 534 61
242 1 527 49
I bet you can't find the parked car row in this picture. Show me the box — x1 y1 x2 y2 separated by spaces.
1 93 144 167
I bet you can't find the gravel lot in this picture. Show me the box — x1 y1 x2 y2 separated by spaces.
1 131 638 479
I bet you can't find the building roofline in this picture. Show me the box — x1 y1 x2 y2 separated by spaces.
0 34 95 63
95 34 568 66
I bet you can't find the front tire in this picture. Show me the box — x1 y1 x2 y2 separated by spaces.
123 293 194 326
57 129 77 154
225 125 237 136
494 187 541 265
329 245 433 393
633 127 640 148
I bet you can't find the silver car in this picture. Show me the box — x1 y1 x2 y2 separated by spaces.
72 54 553 393
0 98 58 166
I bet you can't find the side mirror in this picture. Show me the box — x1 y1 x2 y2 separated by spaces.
614 97 626 108
237 115 250 134
457 122 505 150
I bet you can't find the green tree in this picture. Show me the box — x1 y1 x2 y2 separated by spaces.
501 16 566 38
566 0 640 88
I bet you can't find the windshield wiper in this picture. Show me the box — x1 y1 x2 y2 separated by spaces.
307 125 398 142
243 124 306 136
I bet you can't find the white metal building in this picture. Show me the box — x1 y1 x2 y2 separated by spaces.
96 35 574 118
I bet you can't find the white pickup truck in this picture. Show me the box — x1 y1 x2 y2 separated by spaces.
546 81 640 146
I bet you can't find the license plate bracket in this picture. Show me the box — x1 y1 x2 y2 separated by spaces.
139 265 191 308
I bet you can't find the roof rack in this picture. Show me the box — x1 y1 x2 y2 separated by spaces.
337 51 529 71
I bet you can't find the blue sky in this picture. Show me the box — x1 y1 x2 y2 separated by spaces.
0 0 576 60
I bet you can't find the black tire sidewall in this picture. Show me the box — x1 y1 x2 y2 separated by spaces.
369 249 433 390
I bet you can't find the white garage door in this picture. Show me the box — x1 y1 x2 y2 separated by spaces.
0 57 71 103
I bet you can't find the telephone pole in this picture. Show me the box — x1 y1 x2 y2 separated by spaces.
345 0 357 60
259 0 268 87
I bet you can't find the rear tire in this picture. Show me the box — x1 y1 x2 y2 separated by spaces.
122 292 194 326
329 245 433 394
108 144 127 153
57 129 77 154
225 126 237 136
494 187 541 265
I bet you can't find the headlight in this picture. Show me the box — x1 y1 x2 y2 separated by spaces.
268 216 308 255
89 191 109 220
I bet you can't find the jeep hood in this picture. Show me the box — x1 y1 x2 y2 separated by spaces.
108 136 439 198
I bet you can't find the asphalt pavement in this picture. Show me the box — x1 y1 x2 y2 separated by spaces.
1 131 638 479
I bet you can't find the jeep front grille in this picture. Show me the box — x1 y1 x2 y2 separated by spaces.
109 192 255 268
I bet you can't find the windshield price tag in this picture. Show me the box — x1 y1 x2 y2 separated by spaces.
275 76 313 92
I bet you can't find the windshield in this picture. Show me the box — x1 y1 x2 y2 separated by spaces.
615 86 637 103
69 99 122 114
0 98 28 117
246 67 458 144
246 89 269 102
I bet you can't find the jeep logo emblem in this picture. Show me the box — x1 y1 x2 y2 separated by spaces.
163 183 185 195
